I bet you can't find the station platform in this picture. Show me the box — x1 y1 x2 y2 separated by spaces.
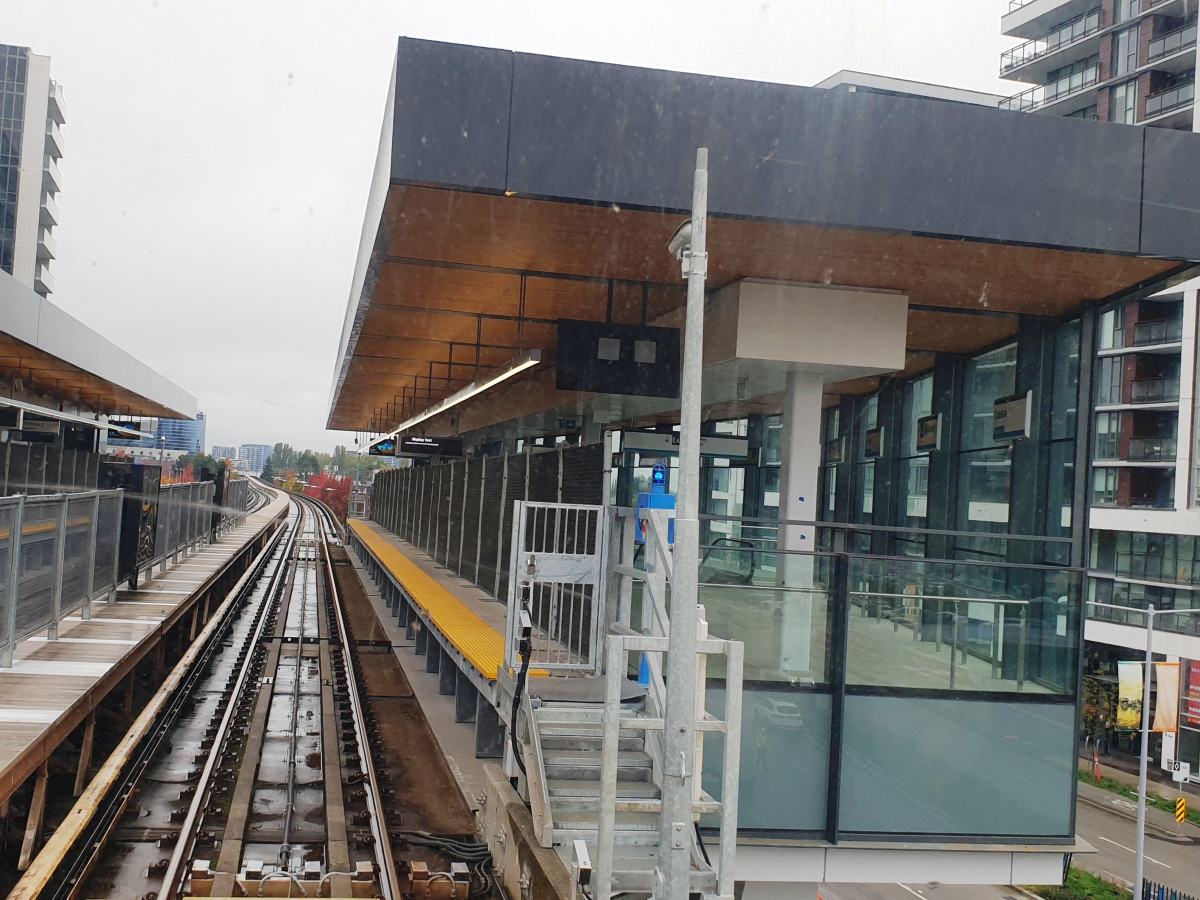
0 489 289 804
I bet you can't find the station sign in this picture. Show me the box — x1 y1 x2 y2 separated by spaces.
400 436 464 458
621 430 749 460
824 436 845 465
915 413 941 452
863 427 884 459
993 391 1033 442
1170 759 1192 783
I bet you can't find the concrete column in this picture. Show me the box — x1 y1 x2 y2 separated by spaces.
439 654 457 695
426 637 441 673
475 693 504 758
776 371 824 675
455 676 478 723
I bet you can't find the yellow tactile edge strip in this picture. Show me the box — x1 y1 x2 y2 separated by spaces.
348 518 535 681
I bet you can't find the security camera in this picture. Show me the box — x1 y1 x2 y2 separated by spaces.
667 220 692 259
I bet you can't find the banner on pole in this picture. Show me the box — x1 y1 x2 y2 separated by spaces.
1118 661 1143 730
1186 660 1200 727
1154 662 1180 733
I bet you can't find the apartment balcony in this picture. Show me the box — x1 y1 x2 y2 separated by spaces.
39 193 59 227
46 80 66 126
36 229 56 261
1003 0 1098 39
1147 22 1198 65
44 119 64 160
999 7 1101 81
1142 80 1196 124
34 263 53 296
999 62 1098 112
1132 317 1184 347
42 155 61 195
1127 437 1177 462
1130 376 1181 403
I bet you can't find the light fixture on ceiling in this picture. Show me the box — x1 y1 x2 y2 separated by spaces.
363 350 542 453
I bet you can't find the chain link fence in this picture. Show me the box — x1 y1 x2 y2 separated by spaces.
0 490 123 666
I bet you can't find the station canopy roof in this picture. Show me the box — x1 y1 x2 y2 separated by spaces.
328 38 1200 438
0 271 197 421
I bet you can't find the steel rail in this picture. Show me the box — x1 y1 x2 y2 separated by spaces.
298 492 401 900
9 515 288 900
158 506 301 900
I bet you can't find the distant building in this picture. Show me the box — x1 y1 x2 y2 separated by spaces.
157 411 205 453
238 443 271 475
1 43 65 296
210 444 237 461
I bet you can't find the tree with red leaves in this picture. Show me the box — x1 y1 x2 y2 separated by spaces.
303 472 353 521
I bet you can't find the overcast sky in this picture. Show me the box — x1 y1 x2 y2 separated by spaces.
5 0 1019 454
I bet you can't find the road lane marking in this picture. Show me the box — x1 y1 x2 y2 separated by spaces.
895 885 925 898
1096 835 1172 868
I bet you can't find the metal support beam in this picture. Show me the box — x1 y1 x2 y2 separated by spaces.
73 711 95 798
17 761 48 871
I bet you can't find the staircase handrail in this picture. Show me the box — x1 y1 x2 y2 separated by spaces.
521 691 555 847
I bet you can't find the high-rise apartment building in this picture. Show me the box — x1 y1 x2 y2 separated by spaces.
1001 1 1200 773
210 445 237 461
238 443 271 475
1 43 64 296
156 411 205 453
1000 0 1196 127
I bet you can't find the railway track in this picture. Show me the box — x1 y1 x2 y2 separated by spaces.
12 489 407 900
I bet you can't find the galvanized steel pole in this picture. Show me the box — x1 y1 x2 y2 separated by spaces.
656 147 708 900
1135 605 1155 900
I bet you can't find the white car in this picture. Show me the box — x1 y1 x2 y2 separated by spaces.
762 698 804 729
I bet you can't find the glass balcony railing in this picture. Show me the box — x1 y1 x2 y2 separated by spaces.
1008 0 1036 10
1087 600 1200 638
1000 9 1102 73
1143 80 1196 119
1133 317 1184 345
1127 437 1177 461
999 64 1099 112
1130 377 1181 402
1148 22 1198 63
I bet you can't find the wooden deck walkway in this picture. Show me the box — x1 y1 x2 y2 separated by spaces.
0 490 289 804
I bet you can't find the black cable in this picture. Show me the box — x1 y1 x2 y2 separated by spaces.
510 590 533 776
694 821 712 866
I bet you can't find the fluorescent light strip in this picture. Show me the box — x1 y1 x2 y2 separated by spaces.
362 350 542 453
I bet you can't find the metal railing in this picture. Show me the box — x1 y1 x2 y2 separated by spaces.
1142 878 1198 900
1144 80 1196 118
0 490 123 667
149 481 215 577
999 63 1099 111
1130 377 1181 403
1000 8 1102 72
1008 0 1035 10
1088 597 1200 637
1133 317 1183 346
1147 22 1197 63
1127 437 1177 462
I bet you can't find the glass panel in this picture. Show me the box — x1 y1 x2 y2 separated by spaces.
901 374 933 457
1045 441 1075 566
961 344 1017 450
702 687 830 831
844 557 1080 694
1110 79 1137 124
839 697 1076 835
702 575 832 684
1099 307 1126 350
1094 411 1121 459
1093 467 1118 505
1051 320 1080 440
956 448 1011 554
898 457 929 523
855 462 875 521
1113 26 1139 78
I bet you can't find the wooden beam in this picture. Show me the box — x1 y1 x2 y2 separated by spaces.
17 761 48 871
73 711 95 798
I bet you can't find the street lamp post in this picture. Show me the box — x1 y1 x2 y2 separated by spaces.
1090 600 1200 900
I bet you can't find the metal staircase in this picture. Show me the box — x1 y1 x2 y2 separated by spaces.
505 501 744 900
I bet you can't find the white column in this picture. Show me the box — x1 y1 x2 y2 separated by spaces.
776 371 824 675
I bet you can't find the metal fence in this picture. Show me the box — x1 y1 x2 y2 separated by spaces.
222 478 251 534
369 443 605 602
1144 881 1198 900
151 481 216 574
0 490 124 666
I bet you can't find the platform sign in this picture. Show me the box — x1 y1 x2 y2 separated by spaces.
621 430 749 460
399 435 463 458
863 426 884 459
1170 759 1191 782
993 391 1033 442
824 436 845 465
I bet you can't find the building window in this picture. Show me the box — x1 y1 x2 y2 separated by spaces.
853 396 878 523
1067 104 1099 120
1099 307 1126 350
1097 357 1123 406
1113 26 1140 78
0 44 29 276
1095 411 1121 459
1114 0 1143 24
1093 467 1119 505
1110 79 1138 124
1052 320 1080 440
